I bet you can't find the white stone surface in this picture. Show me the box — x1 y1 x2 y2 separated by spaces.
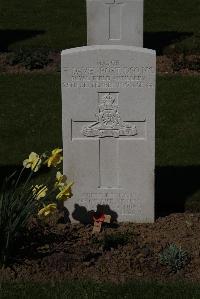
61 45 156 223
87 0 143 47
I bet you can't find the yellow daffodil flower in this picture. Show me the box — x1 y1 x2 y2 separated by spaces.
23 152 42 172
55 171 67 188
56 182 73 201
46 148 63 167
38 203 57 217
33 185 48 200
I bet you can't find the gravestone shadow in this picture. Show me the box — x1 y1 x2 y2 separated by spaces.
1 165 200 221
155 165 200 217
72 203 118 224
144 31 193 55
0 29 45 52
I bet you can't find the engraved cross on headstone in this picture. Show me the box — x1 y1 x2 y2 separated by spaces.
72 92 146 189
105 0 124 40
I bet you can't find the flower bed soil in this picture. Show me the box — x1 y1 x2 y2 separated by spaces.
1 213 200 284
0 52 199 75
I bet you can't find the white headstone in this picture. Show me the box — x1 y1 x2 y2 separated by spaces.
61 45 156 223
87 0 143 47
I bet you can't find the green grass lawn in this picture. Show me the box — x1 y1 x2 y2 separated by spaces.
144 0 200 54
156 75 200 166
0 74 199 166
0 0 199 53
0 74 199 211
0 74 61 165
1 280 200 299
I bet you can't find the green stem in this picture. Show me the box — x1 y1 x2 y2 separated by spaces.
14 167 25 188
3 231 10 267
22 155 43 190
23 170 34 190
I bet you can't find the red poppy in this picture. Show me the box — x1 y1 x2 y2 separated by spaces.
93 213 106 223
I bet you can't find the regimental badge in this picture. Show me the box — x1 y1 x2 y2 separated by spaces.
82 93 137 138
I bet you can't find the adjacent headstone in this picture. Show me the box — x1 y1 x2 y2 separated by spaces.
87 0 143 47
62 45 156 223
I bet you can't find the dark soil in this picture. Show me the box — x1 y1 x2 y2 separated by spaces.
0 52 200 75
0 51 60 74
1 213 200 284
157 55 200 75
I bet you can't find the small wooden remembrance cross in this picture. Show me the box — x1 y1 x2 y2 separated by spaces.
92 213 112 234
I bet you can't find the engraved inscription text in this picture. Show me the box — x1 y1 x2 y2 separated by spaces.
64 60 155 89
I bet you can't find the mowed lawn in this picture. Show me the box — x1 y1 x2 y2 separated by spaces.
0 74 62 165
0 74 199 166
0 74 199 211
0 73 200 166
2 281 200 299
0 0 199 53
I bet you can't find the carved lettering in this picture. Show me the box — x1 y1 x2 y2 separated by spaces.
63 60 155 89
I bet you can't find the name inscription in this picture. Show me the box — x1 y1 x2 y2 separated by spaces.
63 60 155 89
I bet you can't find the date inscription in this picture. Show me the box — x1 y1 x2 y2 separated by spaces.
63 60 155 89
